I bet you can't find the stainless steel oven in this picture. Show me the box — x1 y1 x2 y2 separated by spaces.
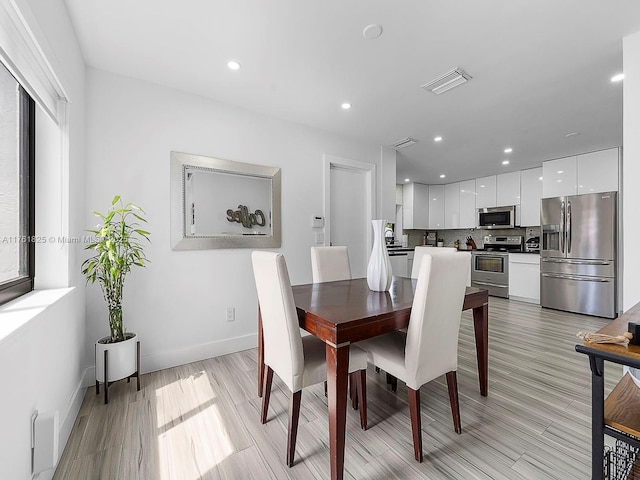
471 235 523 298
471 251 509 298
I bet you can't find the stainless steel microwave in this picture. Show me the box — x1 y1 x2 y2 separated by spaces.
478 206 516 229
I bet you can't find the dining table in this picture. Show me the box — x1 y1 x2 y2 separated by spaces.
256 276 489 480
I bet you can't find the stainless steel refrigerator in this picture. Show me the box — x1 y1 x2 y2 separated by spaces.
540 191 617 318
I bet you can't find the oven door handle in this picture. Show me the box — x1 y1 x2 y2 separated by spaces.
473 280 507 288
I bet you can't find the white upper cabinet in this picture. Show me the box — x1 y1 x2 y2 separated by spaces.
459 179 476 228
542 155 577 198
403 183 429 229
428 185 445 229
444 182 460 229
475 175 497 208
577 148 619 194
496 171 521 206
520 167 543 226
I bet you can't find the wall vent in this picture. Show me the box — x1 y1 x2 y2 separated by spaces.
422 68 472 95
390 137 418 149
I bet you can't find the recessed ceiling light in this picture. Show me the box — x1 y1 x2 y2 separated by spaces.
557 170 563 174
480 184 485 188
227 60 241 70
611 73 624 82
404 178 410 182
557 179 562 183
341 102 352 110
565 132 580 138
434 136 443 142
504 148 513 153
363 24 383 40
539 176 543 181
439 174 446 178
502 160 510 165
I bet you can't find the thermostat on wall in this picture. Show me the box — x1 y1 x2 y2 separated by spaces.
312 216 324 228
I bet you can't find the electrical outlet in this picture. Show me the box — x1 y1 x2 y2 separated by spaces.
226 307 235 322
315 232 324 245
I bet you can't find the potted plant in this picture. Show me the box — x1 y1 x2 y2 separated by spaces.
82 195 150 396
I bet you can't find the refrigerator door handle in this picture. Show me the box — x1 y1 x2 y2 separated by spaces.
567 201 572 254
541 273 611 282
560 201 565 254
541 258 612 266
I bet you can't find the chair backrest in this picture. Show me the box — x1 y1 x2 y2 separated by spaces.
251 251 304 392
310 246 351 283
404 251 471 390
411 246 458 279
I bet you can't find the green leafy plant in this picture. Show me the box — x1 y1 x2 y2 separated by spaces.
82 196 150 343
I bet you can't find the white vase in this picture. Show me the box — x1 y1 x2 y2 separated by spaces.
95 332 138 383
367 219 392 291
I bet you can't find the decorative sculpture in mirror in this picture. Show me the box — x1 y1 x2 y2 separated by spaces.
170 151 281 250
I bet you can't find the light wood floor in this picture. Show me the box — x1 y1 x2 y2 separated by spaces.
53 298 621 479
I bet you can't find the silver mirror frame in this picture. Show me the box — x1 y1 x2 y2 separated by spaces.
170 151 281 250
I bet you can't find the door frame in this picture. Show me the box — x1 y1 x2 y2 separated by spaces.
323 153 376 256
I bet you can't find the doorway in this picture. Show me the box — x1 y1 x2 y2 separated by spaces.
323 154 375 278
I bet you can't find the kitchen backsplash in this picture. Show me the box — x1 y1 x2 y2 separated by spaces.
403 227 541 249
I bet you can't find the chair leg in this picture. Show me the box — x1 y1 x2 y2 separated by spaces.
375 366 380 373
390 375 398 392
286 390 302 467
350 373 358 410
261 367 274 424
446 371 462 434
355 369 367 430
407 387 423 463
324 380 327 397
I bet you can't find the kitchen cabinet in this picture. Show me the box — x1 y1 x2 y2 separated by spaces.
509 253 540 303
476 175 497 208
577 147 619 195
520 167 543 226
428 185 445 229
542 155 577 198
496 171 521 206
444 182 460 229
403 182 429 229
459 179 476 228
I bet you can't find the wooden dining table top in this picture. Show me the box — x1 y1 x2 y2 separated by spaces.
291 276 487 345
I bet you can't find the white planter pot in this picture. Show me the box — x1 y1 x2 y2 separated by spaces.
95 333 137 383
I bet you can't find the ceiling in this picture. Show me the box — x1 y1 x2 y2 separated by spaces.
63 0 640 185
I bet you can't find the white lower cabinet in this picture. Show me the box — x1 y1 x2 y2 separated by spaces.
509 254 540 303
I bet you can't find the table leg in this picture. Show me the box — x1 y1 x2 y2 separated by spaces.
258 306 264 398
589 355 605 480
472 303 489 397
326 342 349 480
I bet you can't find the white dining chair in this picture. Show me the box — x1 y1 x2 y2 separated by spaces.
411 246 457 279
251 251 368 467
310 245 366 408
358 251 471 462
310 246 351 283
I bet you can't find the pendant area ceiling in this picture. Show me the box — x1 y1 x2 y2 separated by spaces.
64 0 640 184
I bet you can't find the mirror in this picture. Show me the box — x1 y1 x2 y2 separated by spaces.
170 151 281 250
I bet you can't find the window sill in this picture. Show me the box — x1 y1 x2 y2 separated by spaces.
0 287 74 346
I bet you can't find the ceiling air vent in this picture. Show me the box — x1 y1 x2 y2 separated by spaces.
422 68 472 95
390 137 418 149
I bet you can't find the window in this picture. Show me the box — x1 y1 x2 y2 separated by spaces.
0 60 35 306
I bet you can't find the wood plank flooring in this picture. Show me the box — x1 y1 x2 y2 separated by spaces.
53 298 621 479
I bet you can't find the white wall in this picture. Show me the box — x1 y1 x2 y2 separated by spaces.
623 30 640 311
0 0 86 478
84 67 392 375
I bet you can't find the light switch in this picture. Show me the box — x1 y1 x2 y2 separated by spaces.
315 232 324 245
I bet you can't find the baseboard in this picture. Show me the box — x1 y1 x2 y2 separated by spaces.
508 295 540 305
82 333 258 387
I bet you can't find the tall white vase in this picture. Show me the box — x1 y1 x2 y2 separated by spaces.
367 219 392 291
